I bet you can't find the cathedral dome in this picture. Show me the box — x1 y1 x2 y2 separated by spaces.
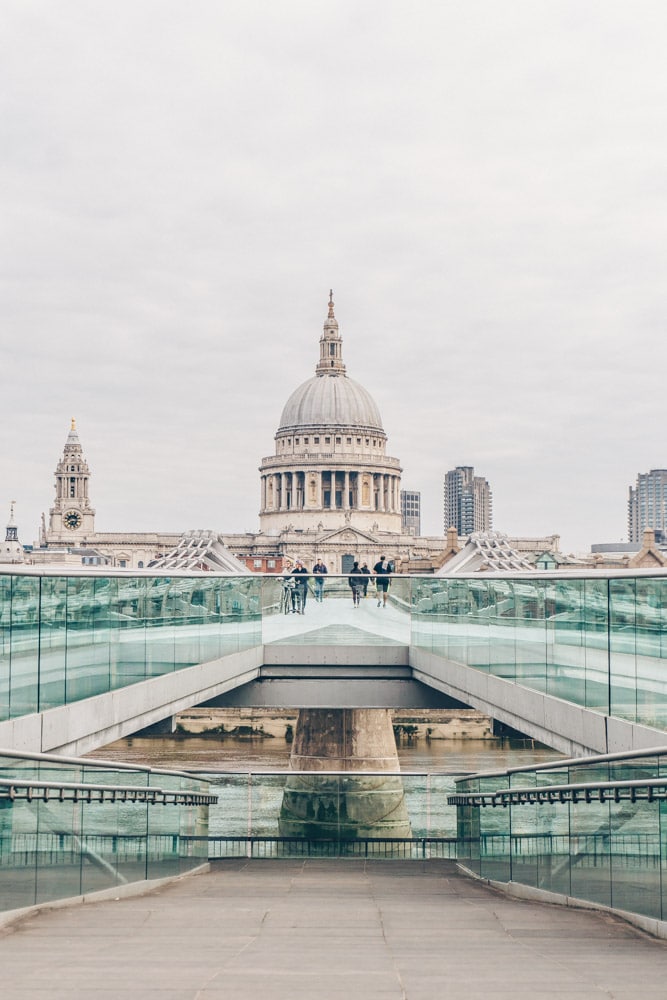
278 374 384 434
276 291 385 436
259 293 402 539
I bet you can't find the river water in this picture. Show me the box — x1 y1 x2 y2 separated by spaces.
97 733 562 775
94 734 563 842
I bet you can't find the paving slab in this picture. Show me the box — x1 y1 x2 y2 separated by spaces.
1 859 666 999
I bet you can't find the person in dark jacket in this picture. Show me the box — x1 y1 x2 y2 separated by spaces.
373 555 392 607
291 560 309 613
312 559 328 602
348 561 364 607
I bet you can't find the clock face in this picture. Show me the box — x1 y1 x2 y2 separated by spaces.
64 510 82 530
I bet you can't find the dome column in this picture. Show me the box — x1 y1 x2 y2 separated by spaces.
343 471 350 510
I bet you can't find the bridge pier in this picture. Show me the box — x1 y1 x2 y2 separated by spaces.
279 708 411 841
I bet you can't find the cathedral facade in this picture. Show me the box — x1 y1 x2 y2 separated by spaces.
259 293 402 536
225 293 449 573
29 295 454 573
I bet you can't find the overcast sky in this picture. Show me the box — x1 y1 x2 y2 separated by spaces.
2 1 666 554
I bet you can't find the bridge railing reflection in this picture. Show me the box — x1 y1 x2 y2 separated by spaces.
411 573 667 731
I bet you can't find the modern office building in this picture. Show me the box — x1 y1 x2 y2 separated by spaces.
443 466 492 537
400 490 421 536
628 470 667 544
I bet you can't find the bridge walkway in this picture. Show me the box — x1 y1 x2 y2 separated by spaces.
1 860 665 999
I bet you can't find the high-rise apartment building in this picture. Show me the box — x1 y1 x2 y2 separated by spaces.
443 466 492 536
628 470 667 543
400 490 421 536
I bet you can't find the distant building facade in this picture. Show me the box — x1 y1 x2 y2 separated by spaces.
400 490 421 536
443 466 492 536
628 470 667 544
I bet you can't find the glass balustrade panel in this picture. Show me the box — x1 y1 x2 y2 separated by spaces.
634 578 667 730
0 576 12 721
12 575 42 716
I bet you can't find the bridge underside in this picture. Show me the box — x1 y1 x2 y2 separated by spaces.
1 643 666 758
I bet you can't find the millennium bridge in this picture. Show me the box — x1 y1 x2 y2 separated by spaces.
3 566 667 948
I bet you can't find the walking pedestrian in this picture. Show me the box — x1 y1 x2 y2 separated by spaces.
373 555 392 607
348 561 364 607
291 559 309 613
312 559 328 602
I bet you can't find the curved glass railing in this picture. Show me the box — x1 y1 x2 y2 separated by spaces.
450 746 667 924
194 769 460 860
2 569 667 731
412 573 667 730
0 748 215 914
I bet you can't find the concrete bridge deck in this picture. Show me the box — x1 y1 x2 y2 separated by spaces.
1 860 665 999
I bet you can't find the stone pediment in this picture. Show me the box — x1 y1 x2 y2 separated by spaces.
317 526 379 546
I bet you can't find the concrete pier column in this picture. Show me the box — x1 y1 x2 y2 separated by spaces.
279 708 411 841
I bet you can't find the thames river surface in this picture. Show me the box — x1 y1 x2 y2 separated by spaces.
96 733 562 774
93 735 564 842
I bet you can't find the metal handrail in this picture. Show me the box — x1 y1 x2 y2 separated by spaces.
461 745 667 781
0 777 217 806
448 777 667 808
0 746 204 780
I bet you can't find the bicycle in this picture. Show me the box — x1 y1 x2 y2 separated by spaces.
281 579 296 614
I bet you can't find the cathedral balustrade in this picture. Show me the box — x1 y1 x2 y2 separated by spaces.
260 453 402 467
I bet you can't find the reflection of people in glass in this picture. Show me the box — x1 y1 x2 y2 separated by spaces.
292 560 309 613
312 559 328 602
373 555 392 607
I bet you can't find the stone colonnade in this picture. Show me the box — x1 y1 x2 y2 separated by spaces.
261 469 401 514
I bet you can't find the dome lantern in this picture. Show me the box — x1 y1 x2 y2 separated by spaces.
316 289 346 377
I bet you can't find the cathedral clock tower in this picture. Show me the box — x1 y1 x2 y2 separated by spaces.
47 419 96 544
